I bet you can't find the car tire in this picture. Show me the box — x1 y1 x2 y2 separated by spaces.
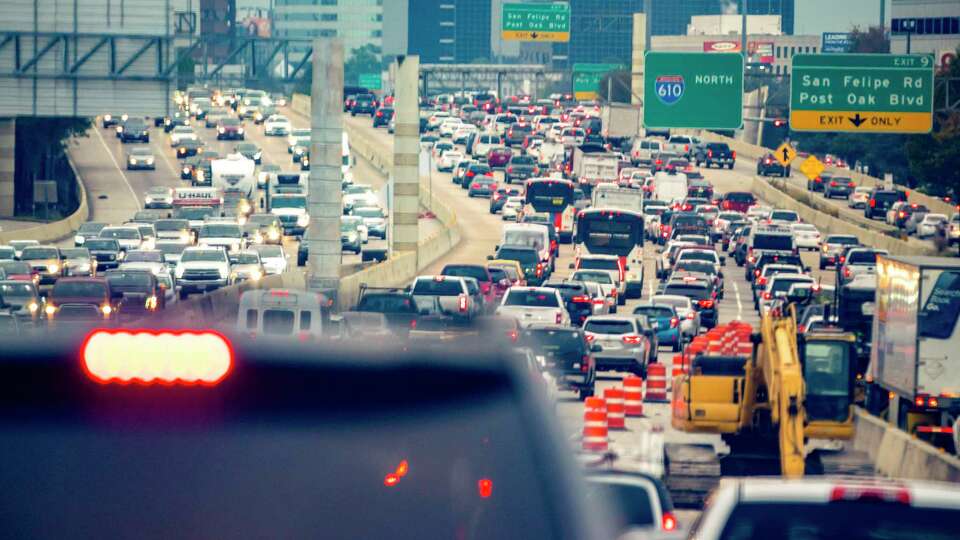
179 289 188 300
579 387 594 401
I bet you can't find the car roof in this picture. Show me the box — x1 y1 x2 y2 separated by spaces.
725 477 960 508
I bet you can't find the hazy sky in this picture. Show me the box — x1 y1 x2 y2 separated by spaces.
794 0 886 35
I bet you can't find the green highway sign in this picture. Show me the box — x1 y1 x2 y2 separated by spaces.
501 2 570 42
572 63 623 100
790 54 934 133
643 52 744 130
358 73 382 90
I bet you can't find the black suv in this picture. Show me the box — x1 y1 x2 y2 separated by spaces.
663 277 718 329
350 93 377 116
757 153 789 177
119 119 149 143
864 188 908 220
519 324 596 400
504 154 537 184
693 142 735 169
543 280 595 326
372 107 393 128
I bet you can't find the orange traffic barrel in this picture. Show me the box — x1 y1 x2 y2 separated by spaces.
582 397 609 452
604 388 626 430
644 363 669 402
671 354 688 379
623 376 644 416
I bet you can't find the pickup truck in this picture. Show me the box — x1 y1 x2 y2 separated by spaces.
664 135 695 158
410 275 479 321
693 142 735 169
355 287 420 337
495 286 569 328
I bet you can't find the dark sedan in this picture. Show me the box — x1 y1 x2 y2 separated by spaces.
467 177 497 198
119 119 150 143
504 154 538 184
757 153 789 177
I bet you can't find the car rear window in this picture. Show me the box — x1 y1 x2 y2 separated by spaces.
357 294 416 313
412 279 464 296
521 328 585 355
663 285 711 300
442 266 489 282
262 309 295 335
633 306 675 319
752 234 793 250
725 192 755 203
584 319 634 334
771 211 799 221
848 251 880 264
497 248 538 264
771 277 812 294
873 191 907 202
578 259 618 270
585 478 655 528
503 290 559 307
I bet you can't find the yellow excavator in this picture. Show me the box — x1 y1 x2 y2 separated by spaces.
666 301 859 505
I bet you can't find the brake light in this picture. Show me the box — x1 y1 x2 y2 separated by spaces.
686 312 695 320
684 144 689 152
843 267 851 278
458 294 468 312
478 478 494 499
585 334 596 343
555 311 563 324
472 183 481 189
467 170 476 178
622 334 643 345
410 318 417 330
572 295 591 303
670 317 679 328
662 512 677 532
707 149 713 158
376 110 383 117
81 329 233 386
731 150 736 159
581 355 590 372
830 181 838 187
762 292 772 300
758 277 767 286
754 269 761 278
507 166 513 173
536 263 543 277
870 199 876 208
830 486 910 505
698 299 714 309
848 182 856 188
899 211 905 218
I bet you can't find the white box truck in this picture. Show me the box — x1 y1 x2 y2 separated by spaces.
600 103 640 147
653 171 688 204
869 255 960 436
212 153 256 216
571 145 619 193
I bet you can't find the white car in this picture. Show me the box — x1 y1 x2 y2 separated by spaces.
651 294 699 338
501 196 524 221
758 273 815 313
143 186 174 209
427 111 451 130
431 141 454 161
99 226 143 252
341 215 369 244
694 477 960 540
451 124 477 144
471 134 501 158
560 127 585 146
495 286 569 328
791 223 821 250
287 128 310 153
547 123 569 143
175 246 231 298
436 150 463 172
571 270 619 313
168 126 197 147
917 213 948 238
438 118 463 138
352 206 387 239
848 186 872 208
342 185 379 213
252 244 287 275
119 249 168 276
264 114 292 136
768 208 801 227
197 222 245 253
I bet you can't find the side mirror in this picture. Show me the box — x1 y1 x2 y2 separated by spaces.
486 255 494 260
568 263 574 269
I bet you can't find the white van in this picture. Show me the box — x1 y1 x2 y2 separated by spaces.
472 134 502 157
653 171 688 204
500 223 551 268
237 289 326 339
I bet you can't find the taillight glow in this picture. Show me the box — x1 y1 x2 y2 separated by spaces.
698 299 714 309
478 478 493 499
662 512 677 531
670 317 679 328
81 329 233 386
830 486 910 504
622 334 643 345
458 294 468 312
585 334 596 343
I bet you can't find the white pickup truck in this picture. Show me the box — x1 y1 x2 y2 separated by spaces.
410 275 479 321
495 287 569 328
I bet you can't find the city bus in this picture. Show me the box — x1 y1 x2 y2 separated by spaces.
524 178 576 243
574 208 645 298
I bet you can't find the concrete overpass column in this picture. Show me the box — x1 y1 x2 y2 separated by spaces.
306 38 344 300
391 55 420 263
0 118 14 218
631 13 648 107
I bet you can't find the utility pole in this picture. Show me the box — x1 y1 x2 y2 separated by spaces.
879 0 885 32
307 38 344 304
740 0 748 61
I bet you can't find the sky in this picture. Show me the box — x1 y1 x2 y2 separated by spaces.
794 0 886 35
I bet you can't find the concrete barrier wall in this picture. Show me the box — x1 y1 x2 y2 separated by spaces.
0 153 90 244
853 409 960 483
751 178 937 256
175 94 463 318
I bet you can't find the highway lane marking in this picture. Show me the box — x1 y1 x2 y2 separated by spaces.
732 281 743 320
92 127 142 208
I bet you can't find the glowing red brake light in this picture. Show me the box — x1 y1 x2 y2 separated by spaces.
731 150 736 159
830 486 910 504
707 149 713 158
458 294 468 312
662 512 677 531
478 478 493 499
670 317 679 328
585 334 596 343
572 295 591 303
621 334 643 345
698 299 714 309
81 329 233 386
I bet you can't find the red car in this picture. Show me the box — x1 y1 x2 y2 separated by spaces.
486 147 513 169
719 191 757 213
0 261 39 285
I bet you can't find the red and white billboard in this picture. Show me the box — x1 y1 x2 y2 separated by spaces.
703 40 774 64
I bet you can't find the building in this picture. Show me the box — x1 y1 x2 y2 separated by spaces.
890 0 959 61
652 33 820 75
550 0 644 69
272 0 383 56
687 14 781 36
648 0 794 36
403 0 491 64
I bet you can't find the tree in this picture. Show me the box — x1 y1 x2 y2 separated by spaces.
344 44 382 87
849 25 889 54
14 118 90 216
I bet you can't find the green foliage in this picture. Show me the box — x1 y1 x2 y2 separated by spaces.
344 44 382 87
849 25 889 54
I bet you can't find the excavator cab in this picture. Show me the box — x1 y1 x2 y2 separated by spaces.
800 330 858 439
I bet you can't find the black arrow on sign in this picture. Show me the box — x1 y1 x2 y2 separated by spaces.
848 113 866 127
531 32 539 39
782 147 790 162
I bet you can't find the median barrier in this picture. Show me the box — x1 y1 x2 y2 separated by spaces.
853 409 960 483
0 152 90 244
751 177 937 256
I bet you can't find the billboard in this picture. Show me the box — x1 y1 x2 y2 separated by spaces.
822 32 853 53
703 40 774 64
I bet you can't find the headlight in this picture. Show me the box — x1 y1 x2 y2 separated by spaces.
253 152 261 160
249 269 262 281
196 170 205 181
218 267 230 279
254 232 264 244
180 231 191 243
116 126 124 133
27 302 39 314
104 114 112 121
129 157 136 164
218 127 225 134
295 146 304 155
175 266 185 278
75 235 84 245
183 167 191 175
267 228 280 240
77 264 91 273
48 264 60 274
45 304 57 316
146 157 154 164
145 295 158 310
238 128 244 134
297 214 310 227
238 200 252 215
101 304 112 316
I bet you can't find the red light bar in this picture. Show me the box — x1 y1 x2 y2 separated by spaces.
478 478 493 499
81 329 233 386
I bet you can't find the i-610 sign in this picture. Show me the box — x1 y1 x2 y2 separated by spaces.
643 52 744 130
790 54 934 133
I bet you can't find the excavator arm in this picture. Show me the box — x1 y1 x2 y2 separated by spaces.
759 311 807 478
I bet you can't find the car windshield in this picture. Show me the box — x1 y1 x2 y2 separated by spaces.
155 243 186 256
61 249 89 259
155 220 189 232
0 282 34 298
125 251 163 263
181 250 225 263
52 281 106 297
249 215 279 225
353 208 384 218
253 245 284 258
503 290 558 307
232 253 260 265
0 261 31 274
131 148 153 156
271 197 306 209
201 225 241 237
101 229 139 240
496 248 538 265
584 319 634 335
20 248 58 260
412 279 463 296
105 272 153 288
83 239 118 251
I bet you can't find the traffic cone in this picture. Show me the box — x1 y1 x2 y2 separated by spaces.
604 388 626 430
623 376 644 417
644 363 669 402
582 397 608 452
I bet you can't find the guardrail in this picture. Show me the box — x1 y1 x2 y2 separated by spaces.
168 93 462 322
852 409 960 482
0 151 90 244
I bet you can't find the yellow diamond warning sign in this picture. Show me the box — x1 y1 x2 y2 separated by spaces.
799 155 826 181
